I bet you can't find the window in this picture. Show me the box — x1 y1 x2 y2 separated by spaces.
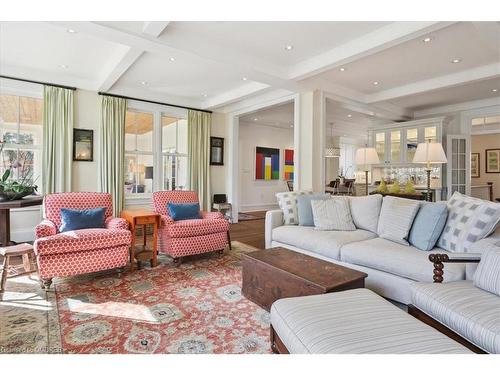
125 110 154 195
124 107 189 198
0 94 43 189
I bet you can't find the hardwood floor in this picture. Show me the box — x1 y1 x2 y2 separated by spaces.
230 211 266 249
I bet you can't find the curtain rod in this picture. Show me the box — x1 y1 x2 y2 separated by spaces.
98 92 212 114
0 75 77 91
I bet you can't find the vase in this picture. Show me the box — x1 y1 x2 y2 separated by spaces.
0 189 35 202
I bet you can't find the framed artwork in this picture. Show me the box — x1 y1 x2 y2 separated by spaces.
471 153 480 178
284 149 294 180
210 137 224 166
486 149 500 173
255 146 279 180
73 129 93 162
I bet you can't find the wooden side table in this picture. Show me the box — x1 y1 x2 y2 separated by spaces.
121 209 160 271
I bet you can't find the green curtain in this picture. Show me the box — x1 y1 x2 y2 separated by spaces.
98 95 127 216
42 86 74 194
188 110 212 211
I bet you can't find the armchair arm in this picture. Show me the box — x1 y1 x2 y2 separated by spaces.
35 219 58 239
265 210 284 249
429 253 482 283
201 211 224 220
105 217 129 231
160 214 175 227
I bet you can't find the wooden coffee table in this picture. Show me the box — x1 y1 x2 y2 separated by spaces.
241 247 367 311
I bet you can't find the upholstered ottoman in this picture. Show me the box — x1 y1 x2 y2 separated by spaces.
270 288 472 354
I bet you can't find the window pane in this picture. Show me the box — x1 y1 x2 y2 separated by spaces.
124 154 154 194
161 116 177 152
19 96 43 145
406 128 418 162
424 126 436 143
391 131 401 161
375 132 385 161
177 119 188 154
125 111 153 152
162 155 188 191
0 94 19 144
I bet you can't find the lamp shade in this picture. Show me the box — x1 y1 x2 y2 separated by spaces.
325 147 340 158
355 147 380 168
413 142 447 165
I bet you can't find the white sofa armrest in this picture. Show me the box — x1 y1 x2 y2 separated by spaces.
265 210 283 249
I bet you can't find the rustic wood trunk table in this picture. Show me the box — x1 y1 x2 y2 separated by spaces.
0 196 43 247
241 247 367 311
121 209 160 271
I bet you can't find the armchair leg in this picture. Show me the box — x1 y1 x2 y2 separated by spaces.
173 257 183 267
41 278 53 290
218 249 224 257
227 231 232 251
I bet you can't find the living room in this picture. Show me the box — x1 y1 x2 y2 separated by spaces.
1 1 500 373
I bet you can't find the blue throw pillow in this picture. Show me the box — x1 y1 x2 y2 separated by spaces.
409 202 448 251
297 193 331 226
167 202 201 221
59 207 106 232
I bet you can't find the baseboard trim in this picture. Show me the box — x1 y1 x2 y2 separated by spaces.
240 203 279 212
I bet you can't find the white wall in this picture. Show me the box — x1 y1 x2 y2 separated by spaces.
238 121 293 212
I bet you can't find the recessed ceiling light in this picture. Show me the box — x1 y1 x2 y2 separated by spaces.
285 45 294 51
373 81 379 86
339 67 346 72
451 58 462 64
67 29 76 34
422 37 432 43
169 57 175 62
242 77 248 81
347 114 353 118
140 81 147 85
253 118 258 121
59 64 68 69
492 89 498 93
202 93 208 97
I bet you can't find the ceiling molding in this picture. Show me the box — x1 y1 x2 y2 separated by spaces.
414 96 500 117
98 48 144 91
367 63 500 103
288 21 455 80
142 21 170 37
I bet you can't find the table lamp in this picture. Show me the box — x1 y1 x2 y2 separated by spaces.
355 147 380 195
412 140 447 202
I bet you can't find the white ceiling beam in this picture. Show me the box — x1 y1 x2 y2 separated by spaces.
414 97 500 118
98 48 143 91
470 22 500 54
366 63 500 103
289 22 456 80
201 82 271 110
142 21 170 37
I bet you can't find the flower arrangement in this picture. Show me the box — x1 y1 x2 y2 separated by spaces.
0 141 38 201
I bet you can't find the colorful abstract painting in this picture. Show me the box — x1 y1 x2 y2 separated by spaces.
255 147 280 180
284 149 294 180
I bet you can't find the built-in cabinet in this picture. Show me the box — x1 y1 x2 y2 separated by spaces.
370 117 444 166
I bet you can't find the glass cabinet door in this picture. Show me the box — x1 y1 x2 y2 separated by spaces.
375 132 385 163
406 128 418 162
390 130 401 163
424 126 437 143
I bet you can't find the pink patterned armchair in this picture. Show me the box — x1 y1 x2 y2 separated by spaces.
152 191 231 263
34 192 132 288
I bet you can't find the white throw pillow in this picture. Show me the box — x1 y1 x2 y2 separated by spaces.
473 247 500 297
276 191 313 225
348 194 383 233
311 197 356 231
438 192 500 253
377 196 420 245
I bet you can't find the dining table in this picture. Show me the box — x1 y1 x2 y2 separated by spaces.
0 196 43 247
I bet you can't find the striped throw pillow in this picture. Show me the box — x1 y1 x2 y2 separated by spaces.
474 247 500 296
377 196 420 245
311 197 356 231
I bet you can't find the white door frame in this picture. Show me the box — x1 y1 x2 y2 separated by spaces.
226 93 300 222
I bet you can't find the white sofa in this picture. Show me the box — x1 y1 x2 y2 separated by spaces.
265 202 500 305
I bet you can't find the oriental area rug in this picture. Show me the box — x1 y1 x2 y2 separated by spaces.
0 241 271 354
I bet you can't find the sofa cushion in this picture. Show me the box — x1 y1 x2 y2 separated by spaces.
34 228 132 256
377 196 420 245
348 194 382 233
311 197 356 231
276 191 313 225
412 281 500 353
272 225 375 260
297 193 330 226
409 202 448 251
438 191 500 253
270 288 471 354
474 247 500 296
340 237 465 282
166 218 230 238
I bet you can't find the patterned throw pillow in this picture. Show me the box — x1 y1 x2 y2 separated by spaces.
438 192 500 253
377 196 420 246
276 191 313 225
473 247 500 297
311 197 356 231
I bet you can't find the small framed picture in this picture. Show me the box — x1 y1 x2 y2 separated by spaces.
73 129 94 162
486 149 500 173
471 153 480 178
210 137 224 166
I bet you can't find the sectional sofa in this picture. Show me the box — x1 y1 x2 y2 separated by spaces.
265 193 500 305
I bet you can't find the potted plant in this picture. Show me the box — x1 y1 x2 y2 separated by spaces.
0 141 38 201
